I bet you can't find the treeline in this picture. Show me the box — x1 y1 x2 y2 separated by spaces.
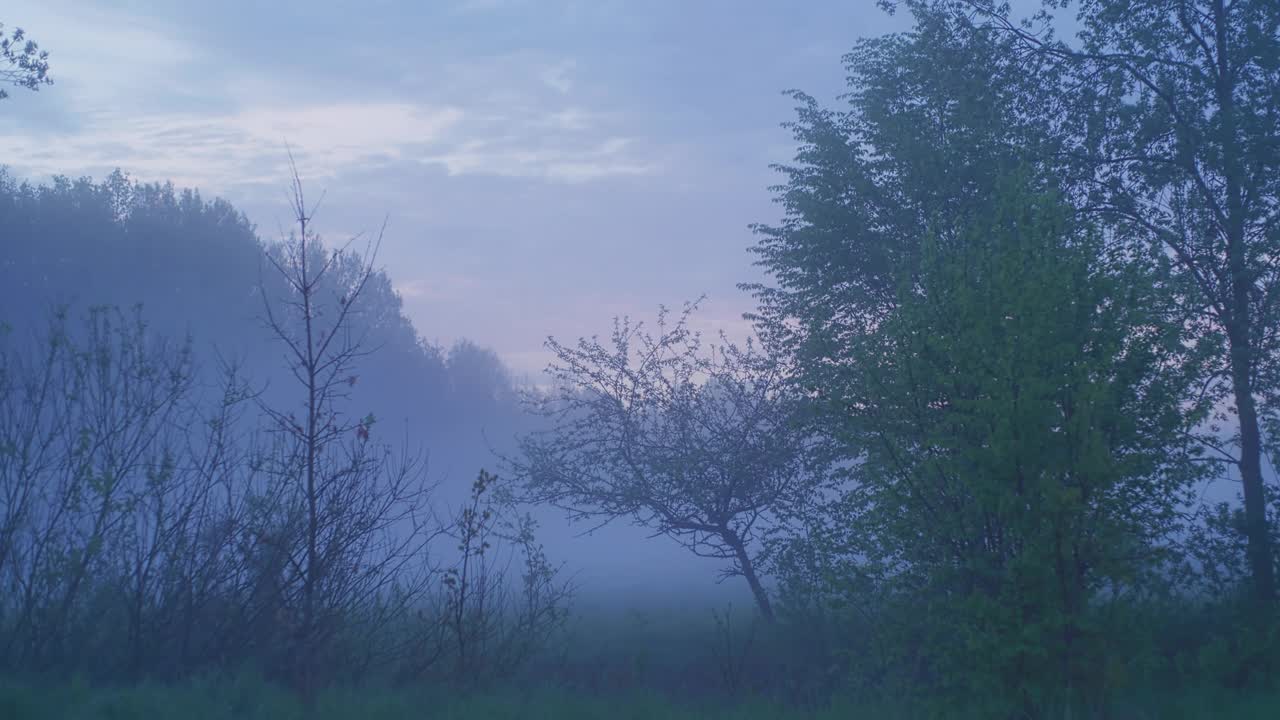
0 169 527 457
0 172 568 696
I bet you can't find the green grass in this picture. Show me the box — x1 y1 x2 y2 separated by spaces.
0 675 1277 719
0 677 798 720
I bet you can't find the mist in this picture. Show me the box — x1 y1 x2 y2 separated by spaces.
1 1 1279 718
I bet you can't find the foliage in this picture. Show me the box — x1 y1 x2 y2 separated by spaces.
0 304 259 676
751 0 1280 710
745 4 1063 359
0 22 50 100
832 179 1203 711
947 0 1280 609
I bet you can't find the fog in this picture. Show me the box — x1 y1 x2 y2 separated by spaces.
0 0 906 609
2 1 1278 717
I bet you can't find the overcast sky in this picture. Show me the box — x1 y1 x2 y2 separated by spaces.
0 0 919 375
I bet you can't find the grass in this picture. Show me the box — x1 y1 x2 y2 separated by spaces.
0 674 1277 719
0 677 798 720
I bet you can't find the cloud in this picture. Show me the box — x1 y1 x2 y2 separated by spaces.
2 53 653 191
543 108 593 131
0 102 463 190
3 0 663 193
425 135 654 183
394 275 481 303
452 0 521 12
539 60 576 95
1 93 657 191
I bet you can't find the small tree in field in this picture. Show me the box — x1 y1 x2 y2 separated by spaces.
512 304 825 621
437 469 572 685
256 164 435 696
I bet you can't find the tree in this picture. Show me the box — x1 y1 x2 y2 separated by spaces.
745 4 1063 409
256 165 435 697
437 469 571 685
799 178 1206 711
0 305 226 673
945 0 1280 612
0 23 50 100
511 303 826 621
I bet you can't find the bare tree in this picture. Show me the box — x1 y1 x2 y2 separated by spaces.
110 359 260 677
256 163 436 696
0 307 195 669
511 303 826 622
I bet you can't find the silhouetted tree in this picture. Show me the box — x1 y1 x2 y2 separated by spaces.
512 303 826 621
256 164 436 697
0 306 198 670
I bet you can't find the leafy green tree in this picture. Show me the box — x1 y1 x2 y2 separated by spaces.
0 22 50 100
802 178 1206 711
746 5 1063 412
945 0 1280 611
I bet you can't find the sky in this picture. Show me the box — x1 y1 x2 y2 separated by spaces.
0 0 918 377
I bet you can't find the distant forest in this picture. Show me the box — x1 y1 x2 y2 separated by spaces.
0 168 528 456
2 1 1280 719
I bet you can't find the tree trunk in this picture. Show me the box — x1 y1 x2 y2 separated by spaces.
1229 334 1275 611
1215 0 1274 613
725 531 775 623
299 207 320 706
